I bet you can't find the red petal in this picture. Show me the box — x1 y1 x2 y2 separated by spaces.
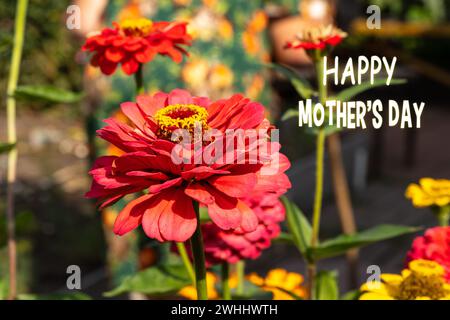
105 47 125 62
157 189 196 242
185 183 215 205
98 57 118 75
113 194 151 236
121 57 140 75
209 173 256 198
168 89 194 105
120 102 147 131
237 200 258 232
206 187 241 230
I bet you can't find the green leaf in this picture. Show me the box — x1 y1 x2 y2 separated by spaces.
14 85 83 104
310 224 420 260
291 78 315 100
281 108 299 121
231 280 273 300
341 289 361 300
314 270 339 300
334 79 406 102
104 264 190 297
270 286 304 300
0 142 15 154
305 124 342 137
0 279 7 300
281 197 312 262
273 232 294 244
264 63 315 98
18 292 91 300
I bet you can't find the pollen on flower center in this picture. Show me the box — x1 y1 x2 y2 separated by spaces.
120 18 153 37
154 104 209 140
397 260 448 300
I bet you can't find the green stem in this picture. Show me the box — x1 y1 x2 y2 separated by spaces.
134 64 144 95
189 202 208 300
311 129 326 247
308 49 327 300
5 0 28 301
176 242 195 284
236 260 245 296
435 206 450 227
221 262 231 300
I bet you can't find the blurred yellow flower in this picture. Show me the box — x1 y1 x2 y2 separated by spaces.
359 259 450 300
242 30 260 56
210 64 234 90
218 18 234 41
245 74 264 100
181 58 210 89
178 272 219 300
247 269 306 300
406 178 450 208
117 3 142 22
173 0 192 6
248 10 267 33
102 208 118 229
202 0 217 8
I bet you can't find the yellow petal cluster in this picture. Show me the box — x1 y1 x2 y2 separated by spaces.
247 268 306 300
360 259 450 300
405 178 450 208
178 272 219 300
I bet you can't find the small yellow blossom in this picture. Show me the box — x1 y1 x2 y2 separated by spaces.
405 178 450 208
248 269 306 300
209 64 234 90
359 259 450 300
178 272 219 300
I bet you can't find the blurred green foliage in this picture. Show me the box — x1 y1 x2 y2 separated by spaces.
363 0 449 23
0 0 82 111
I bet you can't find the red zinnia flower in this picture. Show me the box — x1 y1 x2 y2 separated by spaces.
285 25 347 51
86 89 291 242
82 18 191 75
406 227 450 283
201 190 287 267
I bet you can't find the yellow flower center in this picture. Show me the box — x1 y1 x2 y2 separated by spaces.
154 104 209 140
120 18 153 37
396 260 448 300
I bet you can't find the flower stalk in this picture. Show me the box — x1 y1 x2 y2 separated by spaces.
176 242 195 284
308 49 327 300
5 0 28 300
134 64 144 95
190 201 208 300
236 260 245 296
221 262 231 300
435 206 450 227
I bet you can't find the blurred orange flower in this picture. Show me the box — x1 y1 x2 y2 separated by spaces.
248 10 267 33
245 74 264 100
210 64 234 90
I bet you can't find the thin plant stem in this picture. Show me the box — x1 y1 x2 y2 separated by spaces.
134 64 144 95
308 49 327 300
176 242 195 284
236 260 245 296
221 262 231 300
5 0 28 301
435 206 450 227
189 201 208 300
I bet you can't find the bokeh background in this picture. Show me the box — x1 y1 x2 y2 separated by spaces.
0 0 449 298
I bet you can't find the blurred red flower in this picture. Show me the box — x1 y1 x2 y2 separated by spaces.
284 25 347 51
86 89 290 242
82 18 191 75
201 190 288 267
406 227 450 283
